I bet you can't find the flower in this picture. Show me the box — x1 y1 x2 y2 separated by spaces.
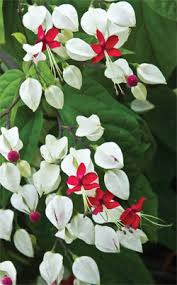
33 161 61 196
37 25 61 51
104 169 130 200
19 78 42 112
0 209 14 241
72 256 100 285
44 85 64 109
66 38 96 61
0 261 17 285
63 65 82 90
130 99 155 113
66 163 99 196
88 188 120 215
120 197 146 229
137 63 167 85
17 160 31 178
23 42 46 64
0 163 21 193
39 252 64 285
40 135 68 164
13 229 34 257
95 225 120 253
91 29 122 63
94 142 124 169
0 127 23 161
92 206 124 225
76 114 104 141
52 4 79 32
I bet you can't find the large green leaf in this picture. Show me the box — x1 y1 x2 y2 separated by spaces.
145 0 177 21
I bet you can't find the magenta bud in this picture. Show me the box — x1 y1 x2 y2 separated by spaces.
1 276 13 285
127 74 138 87
29 211 41 223
7 150 20 163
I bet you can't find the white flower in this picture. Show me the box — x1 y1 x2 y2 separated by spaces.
107 1 136 27
81 8 107 36
23 5 52 33
33 161 61 196
94 142 124 169
68 214 95 245
45 196 73 231
76 115 104 141
0 209 14 241
137 63 167 85
104 169 129 200
63 65 82 90
17 160 31 178
0 261 17 285
92 206 124 225
11 184 38 215
72 256 100 285
14 229 34 257
66 38 96 61
0 127 23 160
39 252 64 285
44 85 64 109
19 78 42 112
61 148 94 176
131 82 147 101
130 99 155 113
0 163 21 192
52 4 79 32
23 42 46 64
117 227 148 253
55 225 75 244
40 135 68 163
95 225 120 253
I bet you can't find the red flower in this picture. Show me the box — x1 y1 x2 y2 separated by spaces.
91 29 122 63
37 25 61 51
66 163 99 196
88 188 120 215
120 197 146 229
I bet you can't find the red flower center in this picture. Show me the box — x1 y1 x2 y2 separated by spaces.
1 276 12 285
7 150 20 163
127 75 138 87
37 25 61 51
29 211 41 223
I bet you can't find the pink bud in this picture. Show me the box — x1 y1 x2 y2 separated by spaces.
127 75 138 87
7 150 20 163
1 276 13 285
29 211 41 223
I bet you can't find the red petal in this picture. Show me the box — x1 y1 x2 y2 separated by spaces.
105 35 119 49
67 176 79 186
92 51 105 64
77 163 86 180
83 183 99 190
132 197 146 212
104 201 120 209
67 185 81 196
88 197 97 206
47 41 61 49
38 25 45 40
120 208 132 222
42 43 46 52
103 191 114 202
95 188 105 200
92 204 103 215
132 215 141 229
107 48 122 57
45 27 59 42
96 29 105 46
91 44 102 54
82 172 98 184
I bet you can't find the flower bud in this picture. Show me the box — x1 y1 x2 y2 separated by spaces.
7 150 20 163
63 65 82 90
127 74 138 87
1 276 12 285
17 160 31 178
29 211 41 223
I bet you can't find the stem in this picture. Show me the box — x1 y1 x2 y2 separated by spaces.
0 95 20 119
56 112 63 138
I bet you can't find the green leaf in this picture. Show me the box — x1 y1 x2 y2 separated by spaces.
0 0 4 43
12 32 27 44
61 78 155 178
14 106 43 164
145 0 177 21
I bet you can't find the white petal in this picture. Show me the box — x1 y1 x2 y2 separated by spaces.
22 5 48 33
131 82 147 100
33 161 61 196
23 42 43 55
94 142 124 169
52 4 79 32
72 256 100 285
107 1 136 27
0 163 21 192
76 115 104 141
20 184 38 211
104 169 129 200
55 226 75 244
63 65 82 90
86 127 104 142
39 251 63 285
45 85 64 109
19 78 42 112
131 99 155 113
0 261 17 285
0 209 14 241
14 229 34 257
66 39 96 61
95 225 120 253
81 8 107 35
11 191 30 214
45 196 73 230
108 22 130 48
137 63 167 85
69 214 95 245
17 160 31 178
0 127 23 158
117 227 143 253
92 206 124 224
